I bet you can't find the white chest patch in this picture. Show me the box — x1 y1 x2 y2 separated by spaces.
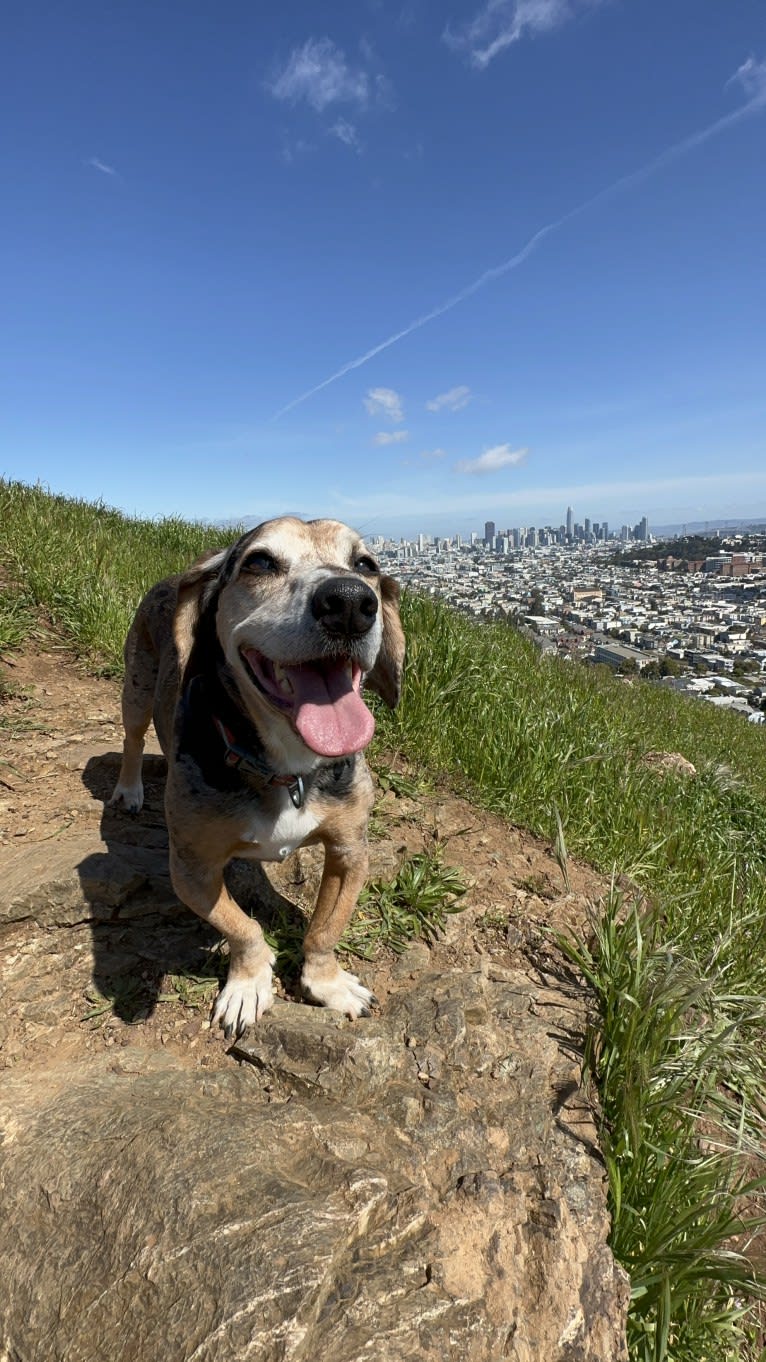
236 797 319 863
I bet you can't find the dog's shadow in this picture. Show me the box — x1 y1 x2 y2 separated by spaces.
78 752 308 1025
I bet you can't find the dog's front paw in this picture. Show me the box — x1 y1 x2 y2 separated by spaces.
108 781 144 815
301 962 376 1019
212 955 275 1039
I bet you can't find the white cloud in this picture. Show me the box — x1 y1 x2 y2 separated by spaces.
364 387 404 422
86 157 117 176
426 385 471 413
728 55 766 107
454 444 527 475
268 37 369 112
373 429 409 445
330 118 362 151
419 448 447 460
444 0 605 69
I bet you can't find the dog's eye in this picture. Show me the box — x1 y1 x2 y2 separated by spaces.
241 550 278 575
354 555 379 575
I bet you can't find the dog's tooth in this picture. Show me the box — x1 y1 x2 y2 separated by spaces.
271 661 292 693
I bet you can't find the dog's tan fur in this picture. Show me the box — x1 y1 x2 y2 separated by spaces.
110 517 405 1037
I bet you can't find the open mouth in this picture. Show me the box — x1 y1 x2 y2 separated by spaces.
240 647 375 757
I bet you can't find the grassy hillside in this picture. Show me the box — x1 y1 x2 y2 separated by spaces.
2 478 765 1360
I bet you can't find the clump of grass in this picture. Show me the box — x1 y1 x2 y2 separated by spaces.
0 587 36 656
342 849 467 960
373 759 432 799
261 850 467 972
559 889 766 1361
158 959 226 1010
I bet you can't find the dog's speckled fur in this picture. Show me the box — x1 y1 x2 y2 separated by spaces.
110 517 405 1037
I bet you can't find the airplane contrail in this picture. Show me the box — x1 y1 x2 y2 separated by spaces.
272 88 765 421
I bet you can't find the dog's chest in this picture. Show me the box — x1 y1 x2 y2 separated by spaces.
236 796 319 863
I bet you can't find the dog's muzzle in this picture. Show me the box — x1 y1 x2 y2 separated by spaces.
311 576 378 640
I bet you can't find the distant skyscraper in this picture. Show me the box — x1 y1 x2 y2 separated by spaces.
484 520 496 546
566 506 573 538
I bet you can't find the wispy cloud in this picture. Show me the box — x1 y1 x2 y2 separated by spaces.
454 444 527 475
330 118 362 151
426 385 471 413
280 132 313 165
727 55 766 105
364 387 404 422
272 60 766 421
86 157 117 177
373 429 409 445
419 448 447 460
268 37 369 112
444 0 605 70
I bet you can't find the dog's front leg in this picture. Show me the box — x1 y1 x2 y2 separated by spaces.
301 839 374 1019
169 848 275 1038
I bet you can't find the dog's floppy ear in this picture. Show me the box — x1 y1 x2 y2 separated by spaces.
364 575 406 708
172 547 229 677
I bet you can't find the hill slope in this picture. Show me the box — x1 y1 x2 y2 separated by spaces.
1 478 765 1359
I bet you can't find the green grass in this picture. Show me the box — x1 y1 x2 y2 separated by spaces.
560 890 766 1362
0 479 231 673
0 586 36 656
260 849 467 974
342 850 466 960
2 478 766 1358
377 593 766 981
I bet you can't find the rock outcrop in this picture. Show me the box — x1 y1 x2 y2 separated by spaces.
0 826 628 1361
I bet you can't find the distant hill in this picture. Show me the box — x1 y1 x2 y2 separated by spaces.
653 517 766 536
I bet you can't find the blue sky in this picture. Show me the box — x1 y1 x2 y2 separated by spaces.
3 0 766 537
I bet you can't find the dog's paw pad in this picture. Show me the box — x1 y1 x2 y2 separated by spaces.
211 961 275 1038
301 965 375 1020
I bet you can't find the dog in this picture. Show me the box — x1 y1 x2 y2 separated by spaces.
109 516 405 1039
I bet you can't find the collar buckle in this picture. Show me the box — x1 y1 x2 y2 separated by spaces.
212 715 305 808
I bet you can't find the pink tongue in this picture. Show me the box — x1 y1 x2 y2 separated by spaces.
285 661 375 757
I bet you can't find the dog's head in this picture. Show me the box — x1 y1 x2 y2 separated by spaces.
174 517 405 763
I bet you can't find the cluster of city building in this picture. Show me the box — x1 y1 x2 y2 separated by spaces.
405 509 650 556
369 510 766 723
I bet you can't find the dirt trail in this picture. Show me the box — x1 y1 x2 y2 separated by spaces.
0 638 605 1076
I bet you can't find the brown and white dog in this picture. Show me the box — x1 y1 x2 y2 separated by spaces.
110 516 405 1039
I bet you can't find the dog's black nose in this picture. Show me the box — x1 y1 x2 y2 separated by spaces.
312 576 378 637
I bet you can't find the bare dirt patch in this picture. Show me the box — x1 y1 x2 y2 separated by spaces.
0 638 606 1080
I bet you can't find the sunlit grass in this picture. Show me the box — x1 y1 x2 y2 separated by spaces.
0 479 232 673
559 890 766 1362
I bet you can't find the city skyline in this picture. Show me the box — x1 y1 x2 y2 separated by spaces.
373 507 649 551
